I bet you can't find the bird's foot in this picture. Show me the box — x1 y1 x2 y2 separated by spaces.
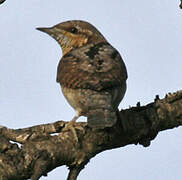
60 116 85 143
63 120 79 142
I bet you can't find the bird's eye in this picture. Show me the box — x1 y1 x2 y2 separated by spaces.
71 27 78 34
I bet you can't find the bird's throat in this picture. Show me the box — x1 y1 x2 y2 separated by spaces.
58 33 88 55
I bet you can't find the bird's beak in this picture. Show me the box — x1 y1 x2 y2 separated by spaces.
36 26 66 43
36 27 54 34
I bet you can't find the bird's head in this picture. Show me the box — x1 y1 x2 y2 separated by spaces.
37 20 107 55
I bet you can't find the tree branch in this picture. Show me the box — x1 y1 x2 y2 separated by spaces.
0 90 182 180
67 167 83 180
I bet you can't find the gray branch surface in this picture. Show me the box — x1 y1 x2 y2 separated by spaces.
0 90 182 180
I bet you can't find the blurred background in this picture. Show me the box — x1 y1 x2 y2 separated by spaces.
0 0 182 179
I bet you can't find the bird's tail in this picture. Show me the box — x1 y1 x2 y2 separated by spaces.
87 109 117 129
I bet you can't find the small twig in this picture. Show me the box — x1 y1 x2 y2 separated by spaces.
0 121 66 143
67 168 83 180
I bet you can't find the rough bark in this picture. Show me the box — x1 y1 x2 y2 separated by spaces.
0 90 182 180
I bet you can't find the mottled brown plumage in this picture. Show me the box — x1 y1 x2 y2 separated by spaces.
37 20 127 130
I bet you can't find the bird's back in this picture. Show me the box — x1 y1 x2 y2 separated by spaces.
57 42 127 91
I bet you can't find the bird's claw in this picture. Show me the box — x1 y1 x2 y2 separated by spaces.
60 121 78 142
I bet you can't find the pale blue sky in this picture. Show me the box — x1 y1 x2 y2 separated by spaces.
0 1 182 180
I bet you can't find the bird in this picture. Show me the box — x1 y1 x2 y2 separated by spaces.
37 20 127 132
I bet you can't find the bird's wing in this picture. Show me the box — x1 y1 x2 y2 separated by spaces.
57 42 127 91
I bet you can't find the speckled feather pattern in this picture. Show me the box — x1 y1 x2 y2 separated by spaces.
57 42 127 91
37 20 128 129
